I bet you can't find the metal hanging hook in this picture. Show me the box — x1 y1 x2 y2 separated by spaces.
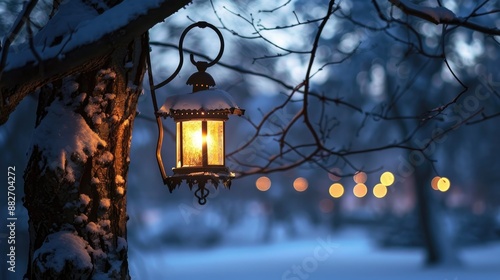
153 21 225 90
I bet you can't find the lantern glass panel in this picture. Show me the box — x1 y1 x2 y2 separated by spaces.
181 120 203 166
207 120 224 165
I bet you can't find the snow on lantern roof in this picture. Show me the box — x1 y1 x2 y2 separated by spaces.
157 88 245 117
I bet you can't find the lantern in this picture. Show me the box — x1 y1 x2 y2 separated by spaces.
146 22 244 204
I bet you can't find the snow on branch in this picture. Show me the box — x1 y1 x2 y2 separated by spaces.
389 0 500 35
0 0 191 125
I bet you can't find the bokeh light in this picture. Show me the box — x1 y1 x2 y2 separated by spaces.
255 176 271 191
380 171 395 186
437 177 451 192
328 167 342 181
373 183 388 198
353 183 368 198
319 199 334 213
353 171 367 184
431 176 440 190
293 177 308 192
329 183 344 198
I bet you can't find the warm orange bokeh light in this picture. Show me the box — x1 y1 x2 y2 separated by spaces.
380 171 395 186
353 183 368 198
373 183 388 198
328 168 342 181
256 176 271 191
353 171 367 184
431 176 440 190
319 199 334 213
293 177 308 192
329 183 344 198
438 177 451 192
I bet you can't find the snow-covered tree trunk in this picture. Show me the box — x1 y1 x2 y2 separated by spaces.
23 35 147 279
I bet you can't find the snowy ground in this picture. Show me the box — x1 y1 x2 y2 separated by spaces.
129 227 500 280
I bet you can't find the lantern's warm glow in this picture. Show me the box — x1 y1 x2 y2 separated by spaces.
256 176 271 191
353 183 367 198
373 183 387 198
180 121 203 166
438 177 451 192
329 183 344 198
380 171 395 186
175 119 225 169
207 121 224 165
353 171 367 184
293 177 308 192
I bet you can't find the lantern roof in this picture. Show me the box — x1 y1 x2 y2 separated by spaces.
157 88 245 117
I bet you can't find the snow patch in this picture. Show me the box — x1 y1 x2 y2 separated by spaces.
34 231 92 275
100 198 111 209
99 151 114 164
394 0 456 23
94 83 106 92
125 62 134 68
92 113 106 125
85 97 102 117
110 115 120 123
91 177 100 184
158 89 244 116
6 0 177 71
115 175 125 184
86 222 101 235
99 220 111 231
99 69 116 80
74 214 88 224
62 78 80 96
117 237 127 252
421 6 456 22
33 100 106 182
80 194 91 207
34 0 98 47
116 186 125 196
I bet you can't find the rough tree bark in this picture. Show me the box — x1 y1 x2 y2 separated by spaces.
23 34 147 279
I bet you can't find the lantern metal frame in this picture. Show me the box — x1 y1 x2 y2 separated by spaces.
146 21 244 205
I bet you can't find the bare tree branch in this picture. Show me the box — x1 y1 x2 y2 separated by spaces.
0 0 39 79
388 0 500 35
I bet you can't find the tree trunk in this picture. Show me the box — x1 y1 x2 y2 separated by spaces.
414 160 459 266
23 35 147 279
391 86 459 266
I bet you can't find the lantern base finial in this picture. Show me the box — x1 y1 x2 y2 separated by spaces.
163 171 234 205
195 184 209 205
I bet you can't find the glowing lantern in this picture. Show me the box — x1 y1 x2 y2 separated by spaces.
147 22 244 204
158 89 243 175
